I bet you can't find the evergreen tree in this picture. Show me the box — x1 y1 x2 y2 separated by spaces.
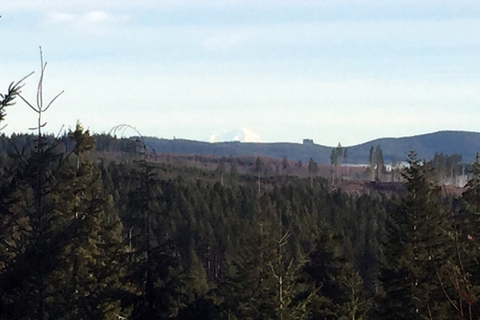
337 264 370 320
458 153 480 319
46 123 128 319
375 146 385 181
255 157 263 193
282 156 289 174
214 205 316 320
0 74 36 318
330 143 343 183
215 231 276 320
308 158 318 188
368 146 375 181
215 157 226 186
115 128 184 320
0 54 128 318
0 49 66 319
378 152 457 319
303 231 350 320
0 73 31 122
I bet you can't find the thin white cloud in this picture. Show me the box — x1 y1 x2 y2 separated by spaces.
48 12 75 23
44 10 129 35
84 11 115 24
47 10 128 24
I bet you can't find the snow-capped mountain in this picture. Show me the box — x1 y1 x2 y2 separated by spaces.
208 128 263 143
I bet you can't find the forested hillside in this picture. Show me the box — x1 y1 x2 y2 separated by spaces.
3 71 480 319
138 130 480 165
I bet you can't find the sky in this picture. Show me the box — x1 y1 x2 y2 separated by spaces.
1 0 480 147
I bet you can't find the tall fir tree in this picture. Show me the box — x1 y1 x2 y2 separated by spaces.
458 153 480 319
43 123 128 319
0 49 66 319
378 152 458 319
114 127 185 320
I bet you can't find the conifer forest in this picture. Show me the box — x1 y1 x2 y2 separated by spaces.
3 64 480 320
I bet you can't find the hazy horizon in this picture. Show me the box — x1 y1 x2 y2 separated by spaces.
2 1 480 146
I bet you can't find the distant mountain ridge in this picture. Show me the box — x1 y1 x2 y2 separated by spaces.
143 130 480 165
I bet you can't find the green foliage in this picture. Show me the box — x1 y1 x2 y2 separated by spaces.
378 152 461 319
0 73 31 123
6 61 480 319
337 265 370 320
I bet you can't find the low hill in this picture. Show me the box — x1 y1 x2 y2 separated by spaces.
351 130 480 164
142 130 480 165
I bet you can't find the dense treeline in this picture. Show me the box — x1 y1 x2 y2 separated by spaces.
0 132 470 185
0 124 388 319
3 74 480 319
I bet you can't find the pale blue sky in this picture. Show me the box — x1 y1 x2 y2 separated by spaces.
1 0 480 146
